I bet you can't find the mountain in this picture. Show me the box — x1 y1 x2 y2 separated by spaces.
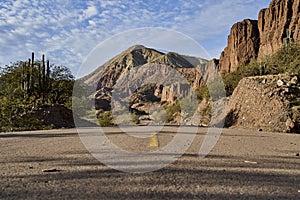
80 45 216 124
81 45 164 87
219 0 300 73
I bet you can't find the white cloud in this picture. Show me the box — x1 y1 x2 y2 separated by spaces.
88 20 97 26
85 5 98 18
99 0 119 8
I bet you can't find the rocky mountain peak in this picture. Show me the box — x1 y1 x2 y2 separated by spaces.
128 44 146 51
81 45 214 119
152 52 195 68
82 45 165 87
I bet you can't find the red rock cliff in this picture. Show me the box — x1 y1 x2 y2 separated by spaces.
219 0 300 74
258 0 300 59
219 19 260 73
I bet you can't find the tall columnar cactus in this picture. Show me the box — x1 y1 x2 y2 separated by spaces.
30 52 34 92
46 60 50 86
42 55 46 89
46 60 51 102
41 54 47 103
26 58 31 94
20 62 25 91
38 60 42 93
22 52 54 104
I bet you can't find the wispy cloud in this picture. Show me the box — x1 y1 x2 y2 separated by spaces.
0 0 271 76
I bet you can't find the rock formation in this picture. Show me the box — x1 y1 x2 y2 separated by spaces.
219 0 300 73
226 74 300 133
258 0 300 59
161 83 190 103
219 19 260 73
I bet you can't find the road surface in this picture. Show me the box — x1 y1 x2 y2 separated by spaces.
0 127 300 199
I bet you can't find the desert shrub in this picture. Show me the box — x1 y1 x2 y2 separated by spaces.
208 79 226 101
149 105 167 123
113 112 140 125
264 43 300 74
180 95 198 118
166 100 181 122
98 111 115 127
196 85 210 101
223 59 261 96
130 113 140 124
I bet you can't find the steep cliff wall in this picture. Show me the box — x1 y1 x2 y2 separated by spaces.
219 19 260 73
219 0 300 73
258 0 300 59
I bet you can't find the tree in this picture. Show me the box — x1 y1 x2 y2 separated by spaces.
48 65 74 107
0 53 75 131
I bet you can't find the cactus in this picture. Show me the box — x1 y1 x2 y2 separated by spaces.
26 58 31 94
46 60 51 102
21 52 56 104
30 52 34 92
20 62 25 91
42 54 46 102
46 60 50 86
42 55 46 89
38 61 42 93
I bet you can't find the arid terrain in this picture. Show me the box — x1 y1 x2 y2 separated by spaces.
1 127 299 199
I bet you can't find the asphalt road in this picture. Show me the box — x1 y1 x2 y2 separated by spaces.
0 127 300 199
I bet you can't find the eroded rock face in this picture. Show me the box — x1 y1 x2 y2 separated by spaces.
219 0 300 73
219 19 260 74
258 0 300 59
161 83 190 103
226 74 300 133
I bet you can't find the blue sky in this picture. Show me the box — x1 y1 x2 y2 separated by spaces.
0 0 271 77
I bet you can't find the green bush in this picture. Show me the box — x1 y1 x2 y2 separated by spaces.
130 113 140 124
196 85 210 101
166 100 181 122
98 111 115 127
180 95 198 118
264 43 300 74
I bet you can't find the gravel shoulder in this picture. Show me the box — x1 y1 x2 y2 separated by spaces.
0 127 300 199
